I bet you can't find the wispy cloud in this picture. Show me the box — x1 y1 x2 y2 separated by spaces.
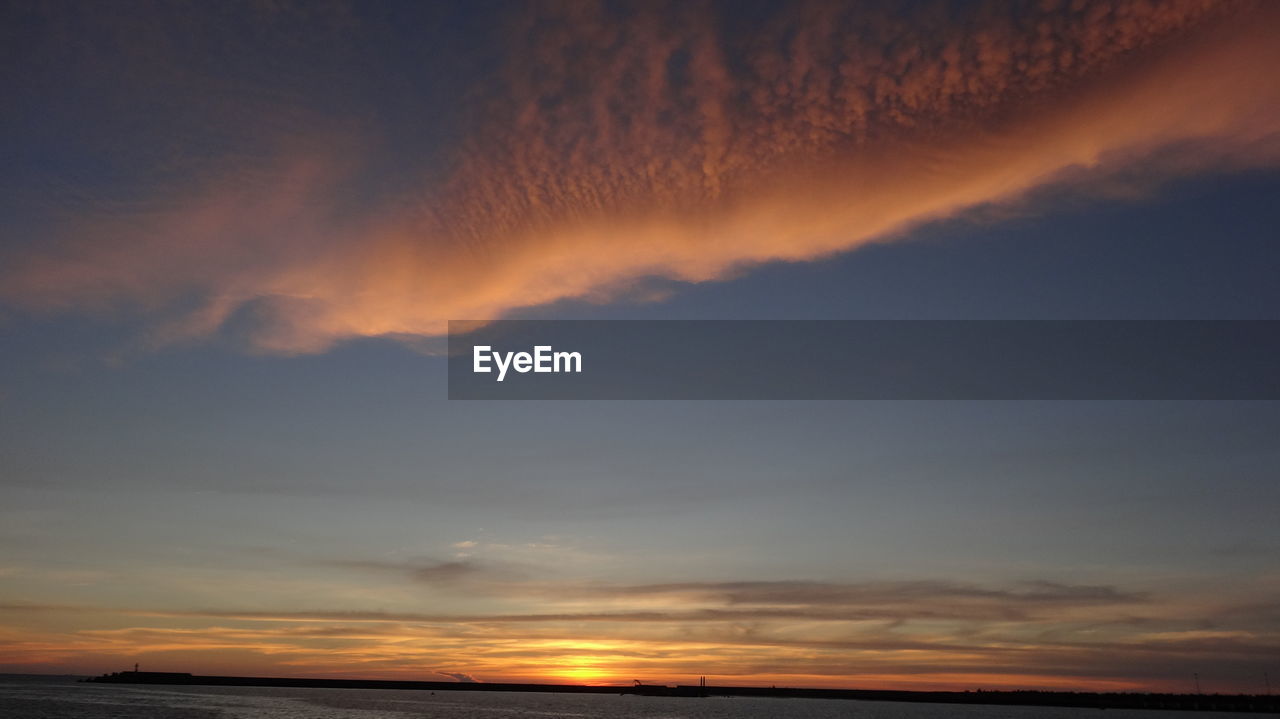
0 576 1152 623
554 579 1142 607
1 574 1276 691
315 557 490 584
3 2 1279 352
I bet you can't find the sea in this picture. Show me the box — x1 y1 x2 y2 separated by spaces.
0 675 1256 719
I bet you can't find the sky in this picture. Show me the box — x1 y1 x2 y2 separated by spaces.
2 0 1280 693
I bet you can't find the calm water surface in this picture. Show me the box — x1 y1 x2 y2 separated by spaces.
0 676 1253 719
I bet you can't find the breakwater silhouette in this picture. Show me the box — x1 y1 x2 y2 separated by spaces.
84 671 1280 713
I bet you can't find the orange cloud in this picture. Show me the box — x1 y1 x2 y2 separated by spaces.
4 572 1278 691
3 1 1279 352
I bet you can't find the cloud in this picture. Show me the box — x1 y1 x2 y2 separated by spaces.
316 557 487 584
437 670 480 683
312 553 537 587
2 575 1276 690
2 2 1279 352
0 577 1146 625
568 579 1141 606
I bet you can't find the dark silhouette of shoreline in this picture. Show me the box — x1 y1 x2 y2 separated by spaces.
83 671 1280 713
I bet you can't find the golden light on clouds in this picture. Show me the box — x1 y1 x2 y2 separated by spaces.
3 1 1279 352
4 571 1277 691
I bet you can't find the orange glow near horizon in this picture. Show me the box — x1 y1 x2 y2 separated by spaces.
1 597 1269 694
0 636 1166 694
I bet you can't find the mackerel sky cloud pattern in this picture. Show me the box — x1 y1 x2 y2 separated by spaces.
4 0 1280 352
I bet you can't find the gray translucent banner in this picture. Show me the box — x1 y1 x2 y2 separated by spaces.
447 320 1280 400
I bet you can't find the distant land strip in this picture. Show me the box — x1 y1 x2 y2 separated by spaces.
84 671 1280 713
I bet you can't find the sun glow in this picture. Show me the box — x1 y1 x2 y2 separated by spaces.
545 655 619 685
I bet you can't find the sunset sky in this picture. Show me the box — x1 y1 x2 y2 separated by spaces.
2 0 1280 693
